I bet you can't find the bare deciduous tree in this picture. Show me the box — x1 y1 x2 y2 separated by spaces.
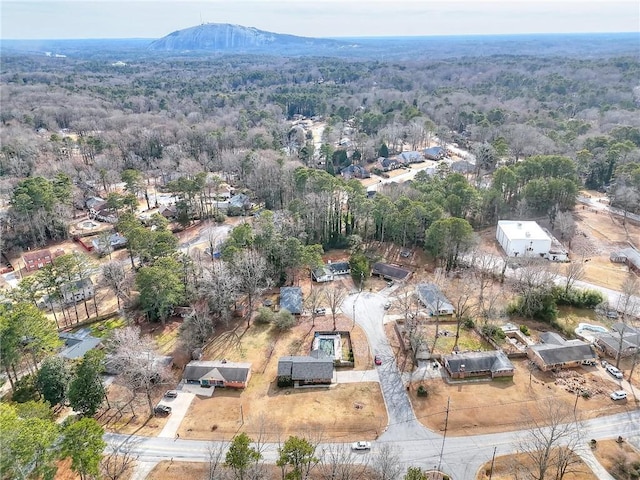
231 250 271 328
562 261 585 295
107 326 171 417
100 439 139 480
205 441 228 480
324 285 347 331
517 399 583 480
318 444 369 480
370 444 402 480
100 261 130 310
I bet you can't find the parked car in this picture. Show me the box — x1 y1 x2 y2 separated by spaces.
610 390 627 401
383 301 391 310
606 365 623 379
374 355 382 366
164 390 178 398
386 280 394 287
314 307 326 316
351 441 371 451
581 360 596 367
154 405 172 416
400 249 411 258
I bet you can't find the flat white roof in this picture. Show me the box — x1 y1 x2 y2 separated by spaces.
498 220 550 242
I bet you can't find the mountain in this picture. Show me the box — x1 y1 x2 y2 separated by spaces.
148 23 346 53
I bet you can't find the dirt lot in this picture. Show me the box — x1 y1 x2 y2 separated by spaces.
476 450 598 480
408 358 636 436
592 439 640 479
176 311 387 442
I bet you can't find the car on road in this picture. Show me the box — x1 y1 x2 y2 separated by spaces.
351 441 371 451
164 390 178 398
374 355 382 366
154 405 172 416
610 390 627 401
606 365 624 379
314 307 326 316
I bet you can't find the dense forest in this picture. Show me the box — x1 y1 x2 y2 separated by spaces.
1 42 639 256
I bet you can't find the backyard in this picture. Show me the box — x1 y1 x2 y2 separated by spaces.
175 312 387 442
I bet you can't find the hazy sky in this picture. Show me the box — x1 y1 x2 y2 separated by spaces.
2 0 638 40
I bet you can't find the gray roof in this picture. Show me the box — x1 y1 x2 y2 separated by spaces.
182 360 251 383
617 247 640 269
328 262 350 274
229 193 250 208
596 332 640 353
280 287 303 314
59 329 101 359
415 283 454 313
424 146 445 159
61 278 94 293
372 262 411 280
612 322 639 335
398 151 423 163
277 354 333 381
529 341 596 366
539 332 566 345
444 351 514 374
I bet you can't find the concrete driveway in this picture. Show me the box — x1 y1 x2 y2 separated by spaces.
335 369 379 383
157 391 195 438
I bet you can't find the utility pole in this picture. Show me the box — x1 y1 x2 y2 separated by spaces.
488 446 497 480
437 397 450 474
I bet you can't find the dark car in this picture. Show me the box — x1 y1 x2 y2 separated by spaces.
154 405 172 416
374 355 382 366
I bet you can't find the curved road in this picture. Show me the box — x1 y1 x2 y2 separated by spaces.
113 290 640 480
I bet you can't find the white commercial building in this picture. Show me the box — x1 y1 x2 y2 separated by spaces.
496 220 551 258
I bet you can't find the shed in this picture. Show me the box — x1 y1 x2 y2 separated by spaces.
443 351 515 379
280 287 303 315
496 220 551 258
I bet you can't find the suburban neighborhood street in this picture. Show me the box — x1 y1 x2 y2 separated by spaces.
118 291 640 480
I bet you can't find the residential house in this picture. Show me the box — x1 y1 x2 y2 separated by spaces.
280 287 303 314
23 249 54 272
371 262 411 281
415 283 455 316
450 160 475 174
90 203 118 223
159 205 177 219
182 360 252 388
312 261 350 283
527 333 597 371
378 158 400 172
58 329 101 360
227 193 252 215
397 151 424 164
340 165 370 179
61 278 95 305
424 146 446 160
277 350 334 387
312 266 334 283
443 351 515 379
92 233 127 255
595 323 640 359
85 196 106 211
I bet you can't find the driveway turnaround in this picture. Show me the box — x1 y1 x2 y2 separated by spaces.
158 391 195 439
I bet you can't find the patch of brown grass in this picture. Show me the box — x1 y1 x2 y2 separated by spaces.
592 439 640 480
476 451 598 480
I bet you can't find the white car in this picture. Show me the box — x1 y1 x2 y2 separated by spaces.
610 390 627 401
606 365 624 379
351 441 371 451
